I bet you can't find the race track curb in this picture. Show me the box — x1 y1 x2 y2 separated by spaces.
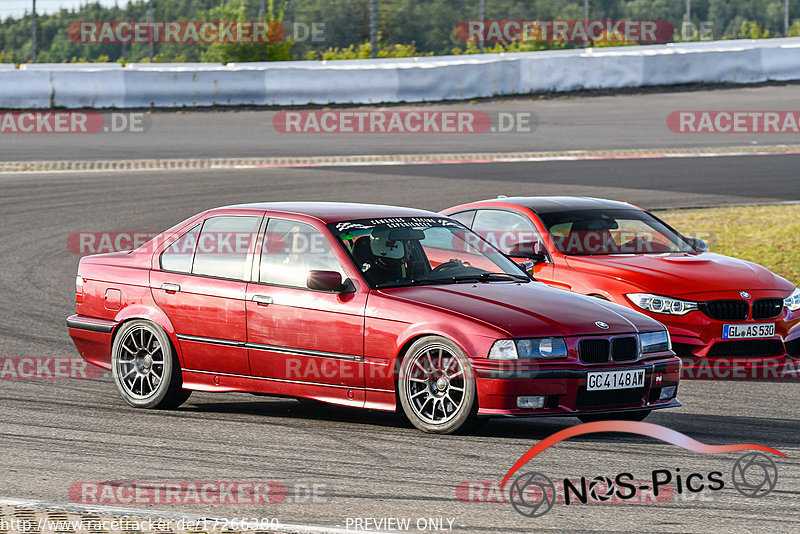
2 144 800 174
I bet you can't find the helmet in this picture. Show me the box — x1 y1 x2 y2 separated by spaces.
370 228 405 259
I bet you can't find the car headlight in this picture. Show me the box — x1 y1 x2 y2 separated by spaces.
639 330 671 353
488 338 568 360
626 293 699 316
488 339 518 360
785 288 800 312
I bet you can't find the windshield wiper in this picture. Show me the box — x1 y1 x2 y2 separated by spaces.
375 272 528 289
448 272 529 283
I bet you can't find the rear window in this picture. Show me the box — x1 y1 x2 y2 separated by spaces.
160 223 201 274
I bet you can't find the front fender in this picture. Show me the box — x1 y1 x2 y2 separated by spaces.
393 321 496 363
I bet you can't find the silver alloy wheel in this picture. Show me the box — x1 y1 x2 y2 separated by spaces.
115 324 166 400
404 343 466 425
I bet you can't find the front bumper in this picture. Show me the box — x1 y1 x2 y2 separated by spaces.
473 355 681 416
654 308 800 368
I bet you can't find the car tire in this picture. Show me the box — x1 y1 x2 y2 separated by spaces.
578 409 651 423
398 336 479 434
111 320 191 409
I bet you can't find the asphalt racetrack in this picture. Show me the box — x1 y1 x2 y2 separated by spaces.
0 85 799 533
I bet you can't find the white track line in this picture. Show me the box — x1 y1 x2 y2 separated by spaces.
1 145 799 175
221 148 800 168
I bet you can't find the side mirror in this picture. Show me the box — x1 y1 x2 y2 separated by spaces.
506 241 548 264
686 237 708 252
307 270 349 292
518 260 535 277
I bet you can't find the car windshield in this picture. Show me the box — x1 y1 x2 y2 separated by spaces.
330 217 530 288
538 208 696 256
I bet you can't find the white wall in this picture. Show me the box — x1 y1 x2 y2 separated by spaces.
2 38 799 108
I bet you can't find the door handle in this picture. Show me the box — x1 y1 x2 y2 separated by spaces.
161 283 180 293
252 295 273 306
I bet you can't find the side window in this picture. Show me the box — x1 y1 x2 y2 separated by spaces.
472 209 540 254
160 223 201 273
191 215 261 280
259 218 346 288
549 222 573 240
448 210 475 227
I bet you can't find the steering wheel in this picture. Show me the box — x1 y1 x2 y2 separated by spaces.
431 259 464 273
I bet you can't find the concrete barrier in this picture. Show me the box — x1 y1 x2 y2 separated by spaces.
18 63 123 70
1 38 799 108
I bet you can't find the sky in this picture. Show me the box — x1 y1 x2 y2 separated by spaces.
1 1 122 19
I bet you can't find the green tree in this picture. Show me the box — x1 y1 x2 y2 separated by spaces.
200 0 293 63
738 20 772 39
1 0 799 63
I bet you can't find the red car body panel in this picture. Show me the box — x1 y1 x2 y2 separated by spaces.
68 202 681 418
442 197 800 367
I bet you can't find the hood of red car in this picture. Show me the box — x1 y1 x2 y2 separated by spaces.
381 281 664 338
565 252 794 297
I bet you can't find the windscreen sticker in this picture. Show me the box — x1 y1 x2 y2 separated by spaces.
335 217 462 232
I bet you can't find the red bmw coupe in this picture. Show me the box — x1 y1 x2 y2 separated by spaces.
442 197 800 368
67 202 680 433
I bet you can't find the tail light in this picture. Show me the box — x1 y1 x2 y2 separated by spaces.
76 275 85 304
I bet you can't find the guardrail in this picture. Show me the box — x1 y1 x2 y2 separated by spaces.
2 38 799 108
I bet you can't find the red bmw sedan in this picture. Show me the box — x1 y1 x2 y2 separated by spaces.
67 202 680 434
442 197 800 369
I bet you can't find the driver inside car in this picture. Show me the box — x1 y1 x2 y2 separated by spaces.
352 228 429 286
368 228 406 283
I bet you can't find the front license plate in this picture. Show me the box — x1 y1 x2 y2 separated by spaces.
722 323 775 339
587 369 645 391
